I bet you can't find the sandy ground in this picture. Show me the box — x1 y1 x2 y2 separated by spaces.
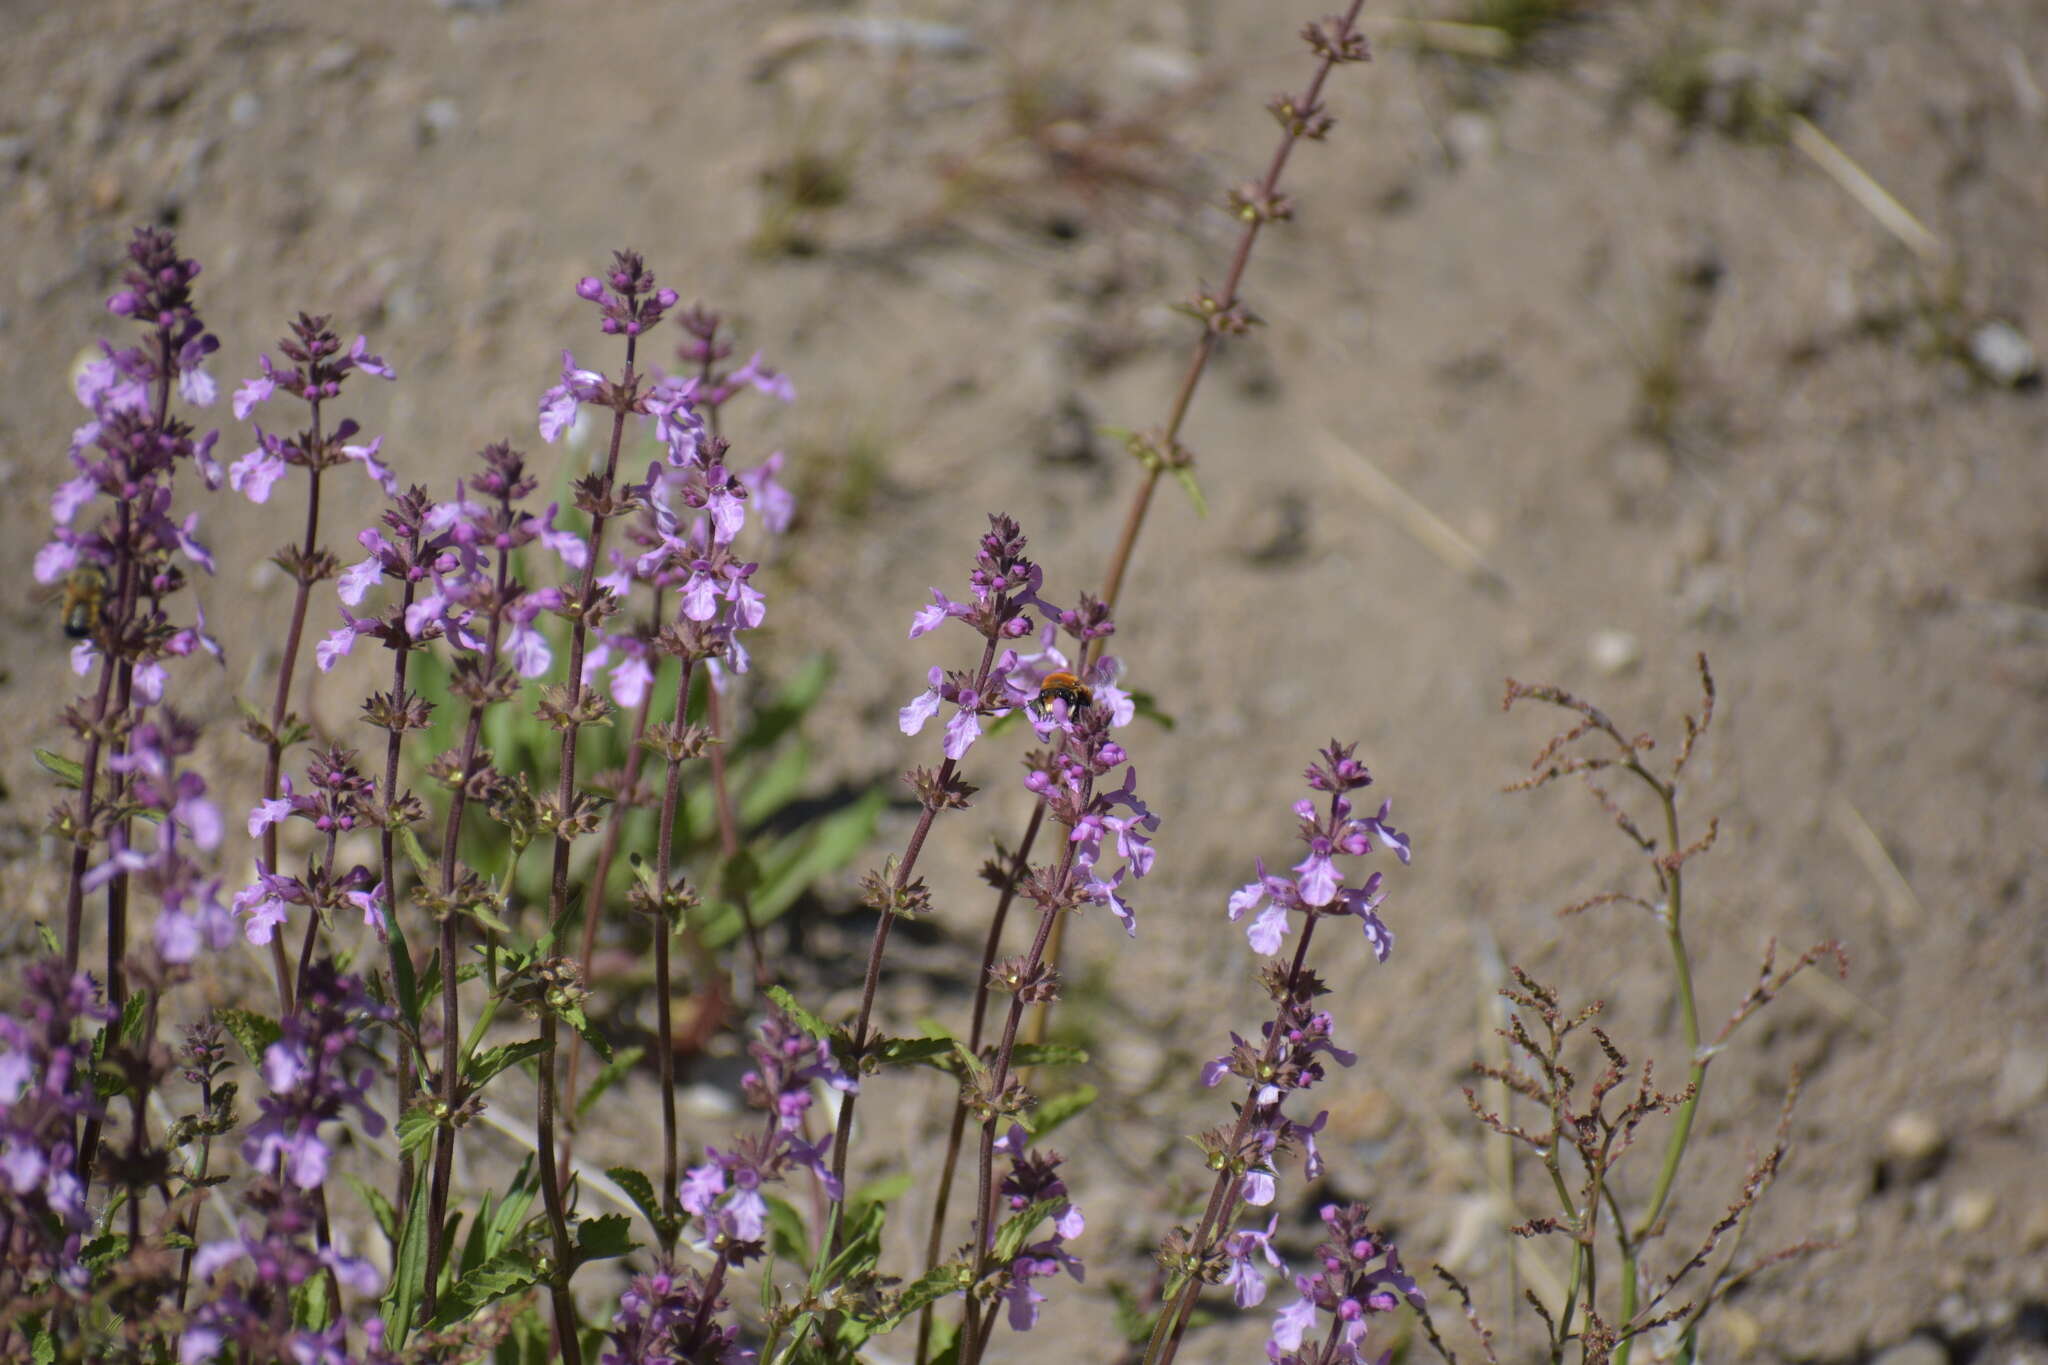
4 1 2046 1361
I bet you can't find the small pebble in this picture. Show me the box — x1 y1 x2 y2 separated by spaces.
1589 628 1641 676
1869 1334 1950 1365
1885 1110 1946 1165
1995 1043 2048 1115
1967 320 2038 387
1949 1189 1997 1235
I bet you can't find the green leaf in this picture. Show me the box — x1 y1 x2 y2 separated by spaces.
35 923 60 957
28 1324 55 1365
574 1044 642 1119
341 1172 399 1248
606 1166 664 1229
885 1261 969 1329
396 1104 439 1156
383 1173 433 1347
217 1008 282 1069
386 900 421 1028
737 738 810 830
573 1213 636 1266
874 1037 958 1070
292 1271 333 1331
118 990 149 1045
33 748 83 788
992 1199 1060 1264
426 1248 540 1331
465 1037 550 1088
566 1007 613 1066
1172 463 1209 517
483 1159 538 1261
701 787 886 949
395 824 438 882
763 1193 809 1264
850 1170 913 1210
460 1190 496 1275
81 1233 127 1271
1127 688 1178 732
1024 1084 1097 1138
733 652 834 758
1008 1042 1088 1069
719 846 762 903
821 1198 886 1286
766 987 828 1041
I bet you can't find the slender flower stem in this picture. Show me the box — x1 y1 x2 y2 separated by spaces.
562 588 663 1150
957 831 1083 1365
1144 922 1322 1365
259 424 328 1017
1026 0 1369 1059
378 563 424 1219
914 806 1042 1363
536 1012 585 1365
650 658 700 1245
823 631 1003 1259
422 538 516 1318
543 341 636 944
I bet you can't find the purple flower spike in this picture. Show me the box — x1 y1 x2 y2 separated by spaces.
1228 742 1410 957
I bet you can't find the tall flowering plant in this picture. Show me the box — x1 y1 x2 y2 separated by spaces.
12 4 1844 1360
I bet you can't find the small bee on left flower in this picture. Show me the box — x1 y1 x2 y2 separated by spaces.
1031 670 1094 720
60 563 109 640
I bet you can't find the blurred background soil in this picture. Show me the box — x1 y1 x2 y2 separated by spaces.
3 1 2046 1361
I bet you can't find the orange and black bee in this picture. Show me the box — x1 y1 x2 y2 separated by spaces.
1030 670 1094 720
59 564 109 640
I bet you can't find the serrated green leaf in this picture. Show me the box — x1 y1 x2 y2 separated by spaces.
33 748 84 788
573 1213 636 1265
341 1172 399 1248
396 1105 439 1155
426 1247 540 1331
884 1261 969 1328
465 1037 549 1088
1024 1084 1097 1138
1008 1042 1088 1068
35 923 60 956
29 1324 55 1365
605 1166 667 1234
766 987 829 1040
217 1008 282 1069
81 1233 127 1271
991 1199 1060 1264
574 1044 642 1119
